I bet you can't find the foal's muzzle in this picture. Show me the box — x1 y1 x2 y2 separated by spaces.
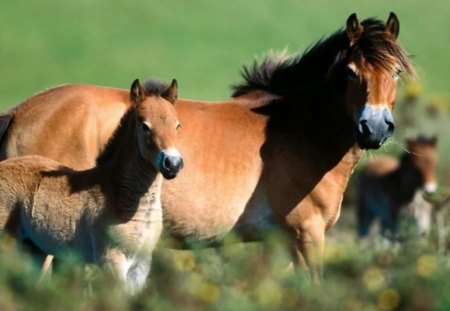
159 150 183 179
356 105 395 150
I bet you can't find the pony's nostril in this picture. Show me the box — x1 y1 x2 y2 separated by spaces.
359 120 372 136
386 120 395 136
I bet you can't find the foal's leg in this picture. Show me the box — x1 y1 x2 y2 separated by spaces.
126 258 151 294
99 248 151 294
98 248 130 288
39 255 54 281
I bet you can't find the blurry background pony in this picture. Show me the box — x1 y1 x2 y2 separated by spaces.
356 135 438 240
0 79 182 293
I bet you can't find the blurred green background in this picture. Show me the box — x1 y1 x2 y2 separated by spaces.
0 0 448 105
1 1 450 310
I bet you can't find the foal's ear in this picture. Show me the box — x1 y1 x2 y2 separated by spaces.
385 12 400 39
346 13 363 46
130 79 146 104
163 79 178 105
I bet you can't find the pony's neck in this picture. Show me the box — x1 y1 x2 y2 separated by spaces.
269 32 354 151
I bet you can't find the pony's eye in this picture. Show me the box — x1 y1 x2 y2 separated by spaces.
176 122 181 131
141 122 152 134
392 67 402 81
346 66 358 81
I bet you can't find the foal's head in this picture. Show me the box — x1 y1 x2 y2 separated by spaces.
130 79 183 179
407 136 438 193
339 13 415 149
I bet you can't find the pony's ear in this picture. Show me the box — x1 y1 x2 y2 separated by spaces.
130 79 146 104
346 13 363 46
163 79 178 104
385 12 400 39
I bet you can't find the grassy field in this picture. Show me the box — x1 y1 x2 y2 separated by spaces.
1 1 450 310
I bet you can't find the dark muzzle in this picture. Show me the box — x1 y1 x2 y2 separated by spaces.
356 105 395 149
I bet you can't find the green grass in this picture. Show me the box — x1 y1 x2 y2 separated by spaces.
2 211 450 311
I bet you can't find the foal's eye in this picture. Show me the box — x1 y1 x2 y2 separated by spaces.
141 122 152 134
346 66 358 81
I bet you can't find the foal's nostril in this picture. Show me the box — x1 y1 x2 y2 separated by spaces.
161 155 183 173
164 156 173 170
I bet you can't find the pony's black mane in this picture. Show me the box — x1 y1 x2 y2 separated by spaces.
232 18 415 98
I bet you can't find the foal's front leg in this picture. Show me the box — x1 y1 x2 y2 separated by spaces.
99 248 152 294
126 257 151 294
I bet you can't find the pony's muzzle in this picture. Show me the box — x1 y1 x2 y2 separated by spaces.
356 105 395 150
159 149 183 179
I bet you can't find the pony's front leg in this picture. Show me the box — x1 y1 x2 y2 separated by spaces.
290 216 325 284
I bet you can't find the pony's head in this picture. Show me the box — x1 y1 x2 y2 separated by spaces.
130 79 183 179
407 135 438 193
341 12 415 149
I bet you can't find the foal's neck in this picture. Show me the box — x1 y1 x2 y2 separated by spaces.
113 139 160 212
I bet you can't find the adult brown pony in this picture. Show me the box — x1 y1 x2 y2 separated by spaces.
0 13 414 280
356 136 438 239
0 79 182 293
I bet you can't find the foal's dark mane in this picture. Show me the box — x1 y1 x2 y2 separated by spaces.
96 80 169 166
232 18 415 98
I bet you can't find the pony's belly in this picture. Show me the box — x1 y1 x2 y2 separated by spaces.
161 179 275 243
162 196 254 242
235 198 277 240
